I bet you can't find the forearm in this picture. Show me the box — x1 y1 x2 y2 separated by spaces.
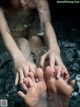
1 30 23 59
44 22 60 53
35 0 60 53
0 8 23 59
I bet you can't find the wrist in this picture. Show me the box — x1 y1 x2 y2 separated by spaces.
12 50 24 61
49 47 60 56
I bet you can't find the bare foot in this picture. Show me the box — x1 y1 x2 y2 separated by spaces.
18 68 47 107
44 66 75 107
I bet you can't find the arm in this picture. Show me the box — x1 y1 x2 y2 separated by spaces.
34 0 68 79
34 0 60 53
0 8 36 85
0 8 23 59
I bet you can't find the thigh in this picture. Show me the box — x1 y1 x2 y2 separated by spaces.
29 35 45 51
16 37 33 62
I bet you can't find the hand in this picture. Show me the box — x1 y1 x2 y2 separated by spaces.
18 68 47 107
40 49 69 79
54 66 69 81
44 66 74 96
13 55 36 85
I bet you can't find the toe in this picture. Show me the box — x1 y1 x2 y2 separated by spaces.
36 68 44 81
44 66 53 80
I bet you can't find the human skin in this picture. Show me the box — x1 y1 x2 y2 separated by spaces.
18 68 47 107
0 0 68 85
18 67 74 107
44 66 75 107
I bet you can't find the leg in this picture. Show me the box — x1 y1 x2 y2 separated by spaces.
29 36 45 51
29 35 45 66
14 37 37 84
18 68 47 107
44 66 75 107
12 37 37 85
17 37 33 62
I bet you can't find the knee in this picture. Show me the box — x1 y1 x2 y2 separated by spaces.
18 38 29 46
29 36 42 43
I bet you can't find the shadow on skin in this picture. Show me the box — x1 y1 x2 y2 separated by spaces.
18 66 75 107
44 66 75 107
18 68 47 107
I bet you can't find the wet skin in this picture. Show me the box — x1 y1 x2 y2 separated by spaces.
0 0 69 85
18 67 75 107
44 66 75 107
18 68 47 107
45 66 74 96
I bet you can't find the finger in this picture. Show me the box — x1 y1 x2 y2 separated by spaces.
69 80 75 87
40 54 47 68
64 72 69 82
18 91 25 99
28 77 33 87
61 67 69 81
19 69 24 84
54 66 58 78
62 64 68 72
50 54 55 72
29 65 36 76
29 72 35 82
63 66 69 79
23 78 29 86
32 64 36 75
55 58 62 79
62 65 69 75
57 66 62 79
55 56 62 65
21 83 28 91
24 77 33 87
23 66 29 77
15 72 19 85
54 66 61 79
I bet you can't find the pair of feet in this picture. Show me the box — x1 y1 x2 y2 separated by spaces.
18 66 75 107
